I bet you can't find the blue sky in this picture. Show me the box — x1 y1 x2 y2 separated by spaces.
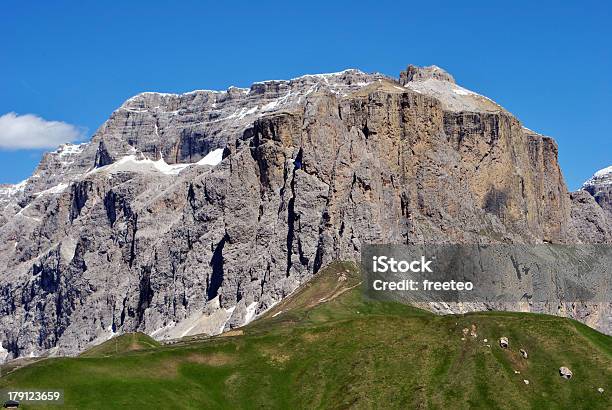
1 0 610 190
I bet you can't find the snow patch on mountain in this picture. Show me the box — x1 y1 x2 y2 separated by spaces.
197 148 224 166
405 78 502 113
56 142 87 158
243 302 258 325
583 166 612 188
0 179 28 198
35 182 69 196
593 166 612 179
90 155 191 176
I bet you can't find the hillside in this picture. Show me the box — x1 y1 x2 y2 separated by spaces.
79 332 160 358
1 262 610 409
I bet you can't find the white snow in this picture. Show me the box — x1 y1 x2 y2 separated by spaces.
251 69 377 93
261 99 280 111
92 155 191 176
243 302 258 325
0 179 28 197
242 106 258 117
56 142 86 158
593 165 612 178
88 148 224 177
272 310 284 318
405 78 501 112
149 157 191 175
105 324 116 341
290 69 361 82
219 306 237 334
583 165 612 188
197 148 224 166
521 125 538 134
227 86 250 93
15 205 40 222
35 182 69 196
184 89 225 95
226 105 260 120
150 322 175 337
180 322 199 338
0 342 8 363
452 86 473 96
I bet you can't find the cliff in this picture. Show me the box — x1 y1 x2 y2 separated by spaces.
0 65 609 362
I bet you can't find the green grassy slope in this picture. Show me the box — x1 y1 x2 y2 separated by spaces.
79 332 160 358
1 262 610 409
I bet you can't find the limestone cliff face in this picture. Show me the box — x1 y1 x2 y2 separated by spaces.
0 66 609 362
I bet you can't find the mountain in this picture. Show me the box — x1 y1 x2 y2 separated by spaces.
1 263 610 409
582 166 612 214
569 166 612 243
0 65 610 363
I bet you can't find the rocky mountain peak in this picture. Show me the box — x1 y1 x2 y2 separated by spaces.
583 166 612 189
400 64 456 85
1 64 611 363
400 64 503 113
581 165 612 215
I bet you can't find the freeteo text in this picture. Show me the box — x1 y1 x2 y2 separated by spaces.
372 279 473 291
371 255 473 292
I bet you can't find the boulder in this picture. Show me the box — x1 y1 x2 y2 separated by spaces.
499 337 509 348
559 366 573 379
520 349 528 359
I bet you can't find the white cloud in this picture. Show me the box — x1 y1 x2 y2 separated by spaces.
0 112 85 150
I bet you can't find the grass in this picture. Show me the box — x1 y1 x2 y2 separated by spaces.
79 332 160 358
0 261 610 409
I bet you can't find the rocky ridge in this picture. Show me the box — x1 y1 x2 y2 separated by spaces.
569 166 612 244
0 65 610 362
582 166 612 213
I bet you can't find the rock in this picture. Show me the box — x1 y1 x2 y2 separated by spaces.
0 65 610 362
570 166 612 245
470 324 478 338
400 65 456 84
559 366 573 379
597 387 604 393
520 349 528 359
462 328 469 336
582 166 612 215
514 370 521 374
499 337 509 348
523 379 529 385
483 338 488 343
570 190 612 243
